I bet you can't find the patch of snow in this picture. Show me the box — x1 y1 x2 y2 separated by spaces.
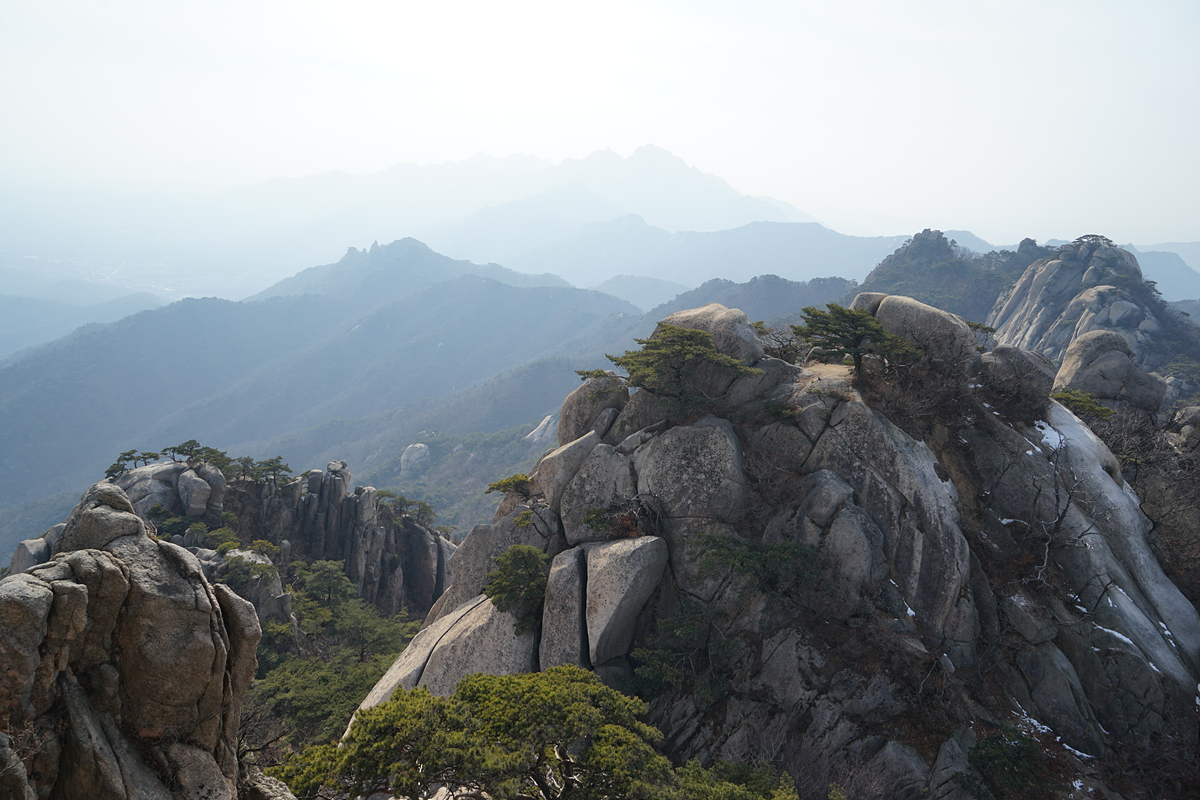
1158 621 1177 649
1060 740 1095 759
1000 518 1018 525
982 402 992 408
1094 624 1136 648
1074 605 1088 614
1035 420 1064 449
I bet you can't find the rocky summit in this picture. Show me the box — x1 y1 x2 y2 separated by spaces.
2 277 1199 799
359 298 1199 798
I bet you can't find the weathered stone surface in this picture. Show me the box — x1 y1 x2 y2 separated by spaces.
418 598 537 696
533 431 600 513
987 239 1176 374
0 482 261 800
558 373 629 446
431 507 555 625
928 731 976 800
804 401 973 658
821 505 887 620
54 483 144 555
797 469 853 527
659 303 764 366
603 389 669 445
1016 642 1105 755
359 596 487 711
176 468 211 517
864 741 930 800
539 547 588 669
849 291 888 315
1001 591 1056 644
1054 329 1167 412
655 304 764 399
398 442 431 480
743 422 812 474
971 345 1056 417
875 295 975 378
634 417 749 522
241 768 298 800
8 537 50 574
560 444 636 545
583 537 668 665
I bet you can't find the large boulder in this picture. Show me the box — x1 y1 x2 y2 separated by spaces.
656 304 764 398
558 373 629 446
0 482 260 800
874 295 976 379
1053 329 1167 412
559 444 637 546
532 432 600 513
540 548 588 669
633 416 749 522
583 537 669 665
416 599 538 697
970 345 1057 418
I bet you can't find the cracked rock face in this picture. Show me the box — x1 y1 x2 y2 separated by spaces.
357 301 1200 797
0 482 260 800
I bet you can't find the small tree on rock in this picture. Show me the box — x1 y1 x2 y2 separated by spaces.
578 323 761 417
792 304 921 374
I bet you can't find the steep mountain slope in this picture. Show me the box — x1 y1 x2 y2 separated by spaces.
507 216 906 287
0 273 641 513
1125 246 1200 300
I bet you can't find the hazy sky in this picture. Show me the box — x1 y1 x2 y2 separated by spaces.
3 0 1197 244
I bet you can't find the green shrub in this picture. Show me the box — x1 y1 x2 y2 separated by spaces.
483 544 550 634
692 532 821 600
1052 389 1115 421
485 473 532 497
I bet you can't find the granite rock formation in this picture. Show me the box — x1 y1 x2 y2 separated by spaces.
0 483 260 800
359 300 1200 797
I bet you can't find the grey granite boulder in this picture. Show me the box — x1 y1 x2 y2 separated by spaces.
583 537 668 665
875 295 975 379
558 373 629 446
0 482 259 800
539 547 588 669
656 304 764 398
560 444 636 546
533 431 600 513
177 468 211 516
634 416 749 522
971 345 1056 417
1054 329 1166 412
417 599 537 696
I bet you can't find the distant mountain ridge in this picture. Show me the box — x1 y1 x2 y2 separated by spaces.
2 145 819 300
507 217 907 287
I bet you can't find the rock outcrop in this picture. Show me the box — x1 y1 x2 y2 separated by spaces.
1053 329 1167 413
359 300 1200 797
223 461 454 618
0 483 260 800
985 236 1200 406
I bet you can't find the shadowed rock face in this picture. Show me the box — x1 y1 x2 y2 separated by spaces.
1054 329 1167 413
0 482 260 800
358 300 1200 797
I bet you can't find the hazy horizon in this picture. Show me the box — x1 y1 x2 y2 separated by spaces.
3 0 1198 248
